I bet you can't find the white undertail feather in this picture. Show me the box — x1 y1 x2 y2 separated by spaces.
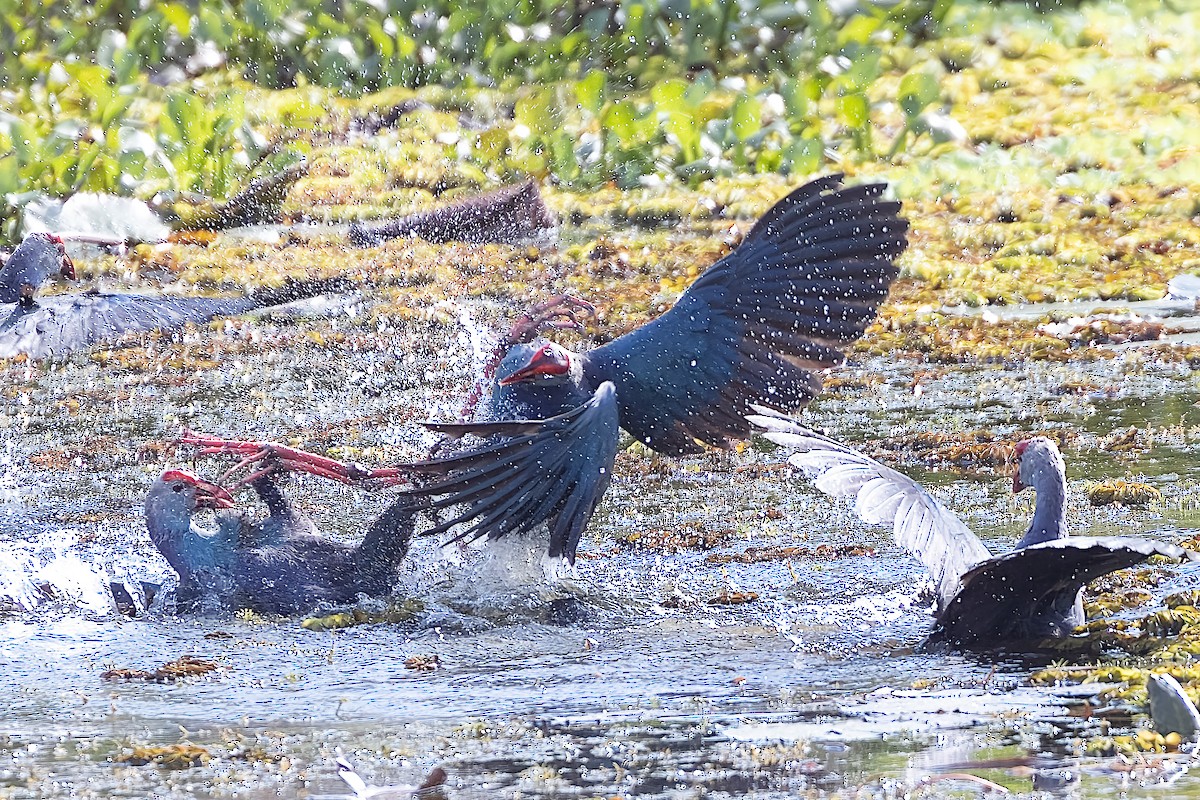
336 757 370 795
747 407 992 608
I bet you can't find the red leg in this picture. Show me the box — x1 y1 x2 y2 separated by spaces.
178 431 408 490
505 294 596 345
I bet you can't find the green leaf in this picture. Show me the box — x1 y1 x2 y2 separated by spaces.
650 78 689 113
515 90 558 138
159 2 193 37
576 70 606 117
835 93 869 129
731 94 761 142
837 15 881 49
785 137 823 174
100 91 135 130
603 100 641 146
474 127 511 164
842 50 881 93
899 69 941 118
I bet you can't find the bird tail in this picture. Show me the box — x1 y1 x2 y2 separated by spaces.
929 537 1197 648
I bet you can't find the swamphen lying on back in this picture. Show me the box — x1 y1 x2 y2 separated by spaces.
750 412 1196 650
144 468 420 614
186 174 909 568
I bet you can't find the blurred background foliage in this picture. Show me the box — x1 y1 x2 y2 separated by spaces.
0 0 1038 236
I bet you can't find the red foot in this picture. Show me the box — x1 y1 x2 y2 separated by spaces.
506 294 596 345
178 430 408 490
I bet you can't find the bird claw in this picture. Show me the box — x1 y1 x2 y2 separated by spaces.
505 294 596 345
177 430 407 490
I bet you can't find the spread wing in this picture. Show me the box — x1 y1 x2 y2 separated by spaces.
401 382 620 564
749 408 992 606
0 278 350 360
0 293 259 359
932 537 1195 647
581 174 907 455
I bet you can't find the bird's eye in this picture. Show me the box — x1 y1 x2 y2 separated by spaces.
172 483 184 493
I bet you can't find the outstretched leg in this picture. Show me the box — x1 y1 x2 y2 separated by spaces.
458 294 596 420
178 431 409 490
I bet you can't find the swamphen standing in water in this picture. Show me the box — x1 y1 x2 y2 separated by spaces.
0 232 343 360
749 411 1196 649
144 468 421 614
187 174 909 568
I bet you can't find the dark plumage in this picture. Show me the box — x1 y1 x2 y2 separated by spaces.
348 180 556 247
0 232 347 360
144 469 419 615
750 412 1196 649
399 175 906 560
189 174 907 568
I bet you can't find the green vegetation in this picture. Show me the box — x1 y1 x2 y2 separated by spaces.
0 0 956 236
2 0 1199 318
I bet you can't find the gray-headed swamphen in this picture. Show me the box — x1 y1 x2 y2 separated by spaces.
0 232 343 360
144 468 420 614
187 174 909 568
749 411 1196 649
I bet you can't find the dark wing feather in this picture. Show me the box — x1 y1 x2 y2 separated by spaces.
581 174 907 455
749 408 991 606
933 537 1195 647
402 382 620 564
0 294 259 359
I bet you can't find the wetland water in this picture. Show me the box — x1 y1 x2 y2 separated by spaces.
4 251 1200 797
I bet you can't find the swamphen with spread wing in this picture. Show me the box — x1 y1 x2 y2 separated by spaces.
0 233 344 360
186 174 908 567
749 411 1196 649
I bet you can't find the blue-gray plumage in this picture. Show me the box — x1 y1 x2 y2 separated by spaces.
145 469 419 615
0 232 75 304
750 413 1197 649
397 174 907 563
179 175 908 570
0 233 345 360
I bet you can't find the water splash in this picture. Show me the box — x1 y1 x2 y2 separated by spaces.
0 530 115 615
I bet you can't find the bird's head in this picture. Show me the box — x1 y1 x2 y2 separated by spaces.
149 469 236 516
0 233 75 304
496 341 575 387
1012 437 1064 493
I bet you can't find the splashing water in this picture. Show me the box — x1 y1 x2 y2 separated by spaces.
0 530 115 614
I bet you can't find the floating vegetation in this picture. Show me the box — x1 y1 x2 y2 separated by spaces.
300 599 425 631
1037 314 1166 347
404 654 440 672
707 590 759 606
102 655 219 682
620 524 736 552
1084 589 1154 617
1085 731 1184 756
1087 480 1162 507
117 744 212 769
867 430 1076 472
